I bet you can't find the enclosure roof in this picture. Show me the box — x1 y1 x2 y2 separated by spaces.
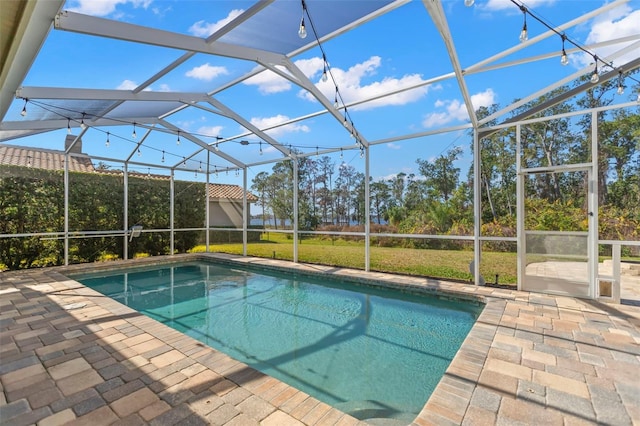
1 0 639 178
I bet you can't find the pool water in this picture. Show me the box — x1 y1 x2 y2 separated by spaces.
75 261 482 423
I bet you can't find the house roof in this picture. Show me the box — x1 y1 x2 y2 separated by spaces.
0 143 254 201
208 183 258 202
0 143 94 173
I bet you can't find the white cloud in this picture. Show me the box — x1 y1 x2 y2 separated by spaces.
250 115 310 138
299 56 430 111
422 89 496 128
197 126 223 137
242 58 324 94
189 9 244 37
483 0 555 12
243 67 293 94
157 84 171 92
67 0 152 16
185 63 228 81
245 56 430 110
116 79 138 90
386 143 401 150
579 5 640 68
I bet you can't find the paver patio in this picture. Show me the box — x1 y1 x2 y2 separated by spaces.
1 253 639 425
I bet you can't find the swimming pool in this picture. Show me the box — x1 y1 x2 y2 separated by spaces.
74 260 483 423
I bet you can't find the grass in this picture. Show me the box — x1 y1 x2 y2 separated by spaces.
191 233 519 285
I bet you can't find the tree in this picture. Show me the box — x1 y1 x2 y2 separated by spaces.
417 146 463 202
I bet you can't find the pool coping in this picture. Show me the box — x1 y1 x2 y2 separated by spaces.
1 252 639 425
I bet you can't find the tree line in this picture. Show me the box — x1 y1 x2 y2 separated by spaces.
251 80 639 250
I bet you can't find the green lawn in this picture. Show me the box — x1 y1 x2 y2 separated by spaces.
191 233 518 285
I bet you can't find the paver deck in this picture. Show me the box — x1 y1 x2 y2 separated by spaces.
1 253 639 425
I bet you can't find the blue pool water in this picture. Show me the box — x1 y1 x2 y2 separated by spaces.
75 261 482 423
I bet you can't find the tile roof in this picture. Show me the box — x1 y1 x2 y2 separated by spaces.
0 143 95 172
208 183 257 201
0 144 256 202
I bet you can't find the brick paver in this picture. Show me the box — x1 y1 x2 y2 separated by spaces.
0 253 638 425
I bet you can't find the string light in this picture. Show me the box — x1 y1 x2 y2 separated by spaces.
105 132 110 147
214 143 220 152
182 156 187 166
259 141 263 155
132 122 137 139
518 5 528 43
67 118 72 134
161 150 165 163
137 147 142 157
560 34 569 66
20 99 27 116
176 131 181 145
80 112 87 130
321 54 328 83
298 1 307 39
334 89 339 109
616 71 625 95
198 161 203 172
590 57 599 84
340 148 343 160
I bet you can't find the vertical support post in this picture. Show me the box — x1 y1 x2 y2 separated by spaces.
473 127 481 285
612 243 621 303
170 169 175 256
243 167 248 257
293 157 299 263
63 154 69 266
123 164 129 259
205 151 210 252
516 125 524 291
364 146 370 272
589 110 599 299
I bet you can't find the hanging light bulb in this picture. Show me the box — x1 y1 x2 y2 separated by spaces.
147 168 151 178
176 131 181 145
334 87 340 109
359 148 364 159
137 147 142 157
183 157 187 166
298 16 307 39
259 141 263 155
519 7 528 43
20 99 27 117
67 118 72 134
321 56 328 83
105 132 110 148
340 148 343 160
316 146 319 156
590 58 599 84
132 122 137 139
214 143 220 152
464 0 475 6
560 35 569 66
616 71 625 95
199 161 203 172
161 150 165 163
80 113 87 130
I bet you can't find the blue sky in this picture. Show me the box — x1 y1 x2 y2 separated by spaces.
6 0 640 186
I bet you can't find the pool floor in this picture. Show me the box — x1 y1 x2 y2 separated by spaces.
1 253 639 425
73 261 482 422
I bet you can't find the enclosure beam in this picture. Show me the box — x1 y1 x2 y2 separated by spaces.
473 128 481 285
516 125 524 291
64 153 69 266
54 11 285 65
589 111 599 299
243 167 248 257
123 165 129 260
293 158 299 263
170 171 175 256
205 152 210 252
364 146 371 272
